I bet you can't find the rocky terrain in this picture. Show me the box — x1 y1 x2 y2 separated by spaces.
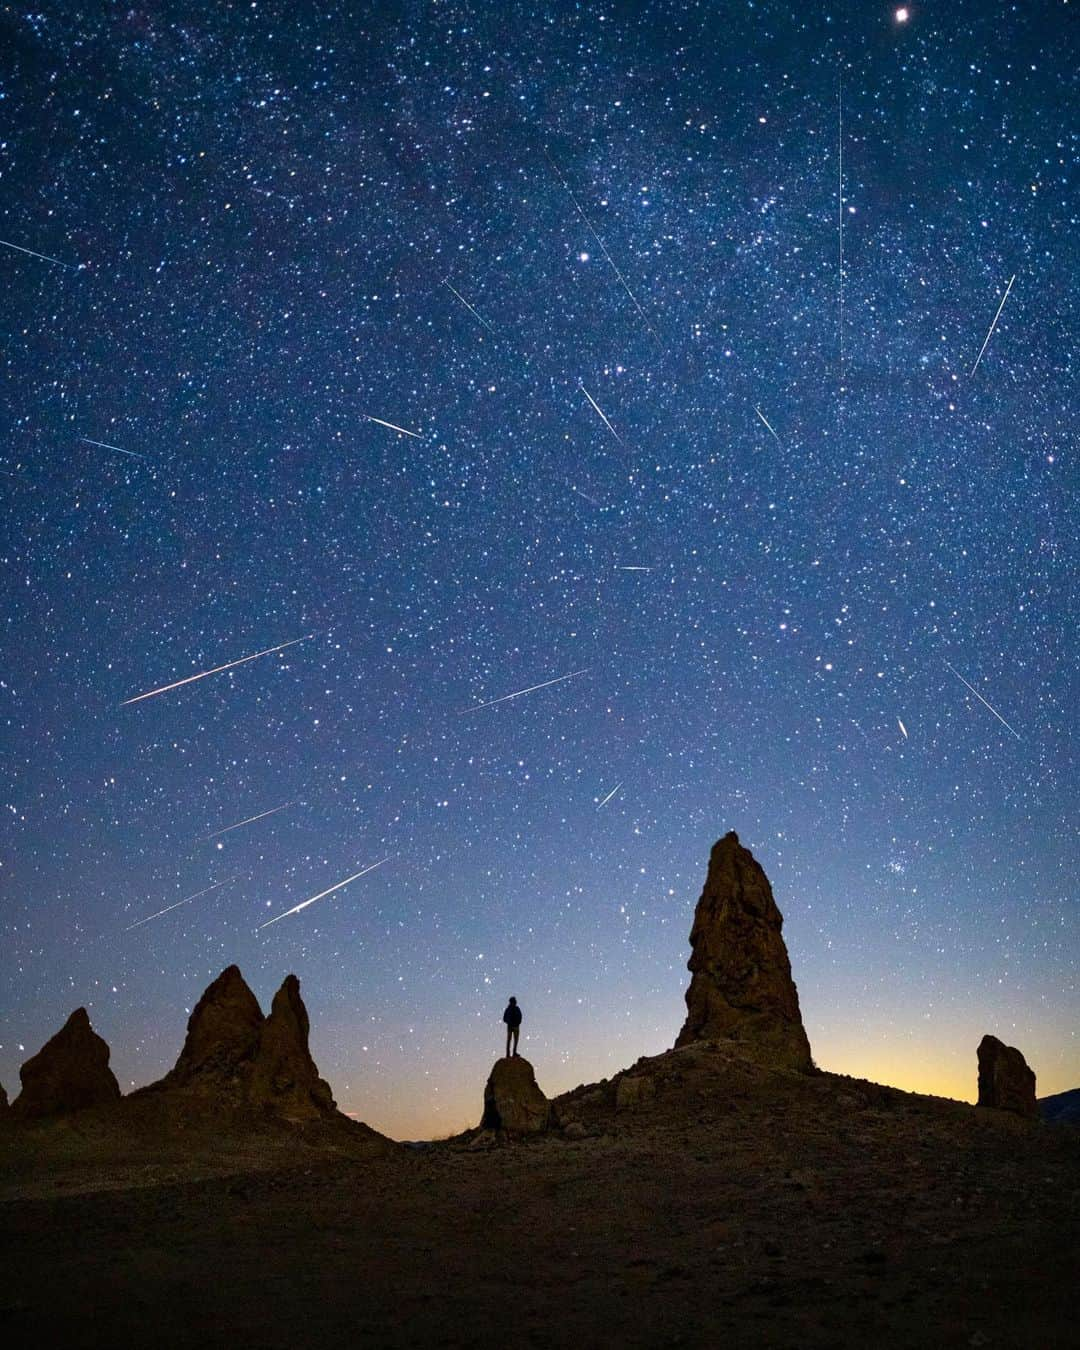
1 833 1076 1348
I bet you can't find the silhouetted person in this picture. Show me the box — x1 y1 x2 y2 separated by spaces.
503 997 522 1057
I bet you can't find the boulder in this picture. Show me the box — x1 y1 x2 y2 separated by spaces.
248 975 336 1119
162 965 264 1092
615 1074 657 1111
675 832 813 1072
11 1008 121 1120
977 1035 1037 1118
481 1056 551 1134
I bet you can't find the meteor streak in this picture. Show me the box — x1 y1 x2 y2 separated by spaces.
121 634 314 705
258 858 389 930
615 565 651 571
579 384 622 442
204 802 293 840
897 718 908 739
0 237 79 269
460 667 589 713
754 406 782 447
362 413 423 439
81 437 144 459
543 149 657 340
945 661 1022 739
124 877 238 931
597 782 622 808
969 274 1016 375
443 278 495 333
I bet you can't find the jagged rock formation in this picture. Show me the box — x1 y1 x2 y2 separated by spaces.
481 1056 551 1133
248 975 336 1119
11 1008 121 1120
675 832 813 1072
154 966 336 1120
162 965 264 1092
977 1034 1037 1118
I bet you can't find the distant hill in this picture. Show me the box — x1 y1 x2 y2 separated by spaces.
1039 1087 1080 1125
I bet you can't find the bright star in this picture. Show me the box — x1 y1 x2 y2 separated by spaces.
895 7 909 21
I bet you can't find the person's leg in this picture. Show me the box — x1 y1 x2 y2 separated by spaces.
512 1027 519 1056
506 1026 511 1058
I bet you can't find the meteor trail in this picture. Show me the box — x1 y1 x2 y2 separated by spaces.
258 858 388 930
204 802 294 840
362 413 423 439
897 718 908 739
579 384 622 442
442 278 495 333
615 565 651 571
124 877 238 931
460 667 589 714
543 149 657 340
969 274 1016 375
122 634 314 705
81 437 144 460
597 782 622 808
0 237 78 269
754 406 782 447
945 661 1022 739
569 484 602 507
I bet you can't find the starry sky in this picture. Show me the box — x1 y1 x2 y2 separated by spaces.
1 1 1075 1139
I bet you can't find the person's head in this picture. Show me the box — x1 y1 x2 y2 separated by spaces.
508 996 517 1006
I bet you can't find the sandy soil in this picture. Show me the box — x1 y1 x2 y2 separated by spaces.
2 1044 1077 1349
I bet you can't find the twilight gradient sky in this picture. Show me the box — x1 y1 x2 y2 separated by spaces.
0 1 1075 1139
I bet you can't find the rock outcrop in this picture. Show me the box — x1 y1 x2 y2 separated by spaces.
154 967 337 1121
161 965 265 1092
11 1008 121 1120
675 832 813 1072
977 1035 1037 1118
481 1056 551 1133
0 1081 8 1117
248 975 336 1119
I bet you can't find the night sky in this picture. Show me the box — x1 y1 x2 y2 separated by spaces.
1 1 1075 1140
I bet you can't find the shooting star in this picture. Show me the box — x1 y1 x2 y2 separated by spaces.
754 406 783 448
443 278 495 333
460 667 589 714
969 274 1016 376
0 237 79 270
569 483 603 507
615 565 651 571
580 384 622 443
543 149 657 340
945 661 1022 740
258 858 388 930
362 413 423 439
122 633 314 705
897 717 908 740
124 877 238 931
203 802 294 841
597 782 622 808
81 436 145 460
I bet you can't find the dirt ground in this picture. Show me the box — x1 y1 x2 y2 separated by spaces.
2 1045 1077 1349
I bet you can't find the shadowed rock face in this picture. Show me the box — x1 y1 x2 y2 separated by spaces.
481 1056 551 1133
162 965 264 1092
249 975 336 1119
11 1008 121 1120
978 1035 1037 1118
0 1081 9 1117
675 832 813 1072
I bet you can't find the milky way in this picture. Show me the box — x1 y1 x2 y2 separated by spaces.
0 2 1074 1138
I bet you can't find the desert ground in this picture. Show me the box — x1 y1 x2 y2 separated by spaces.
2 1042 1077 1350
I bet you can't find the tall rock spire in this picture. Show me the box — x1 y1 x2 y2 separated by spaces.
675 832 813 1072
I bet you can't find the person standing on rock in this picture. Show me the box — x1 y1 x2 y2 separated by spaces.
502 997 522 1058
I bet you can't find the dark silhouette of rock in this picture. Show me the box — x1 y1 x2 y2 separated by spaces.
162 965 264 1092
1039 1088 1080 1126
249 975 336 1119
11 1008 121 1120
977 1035 1037 1118
675 831 813 1072
481 1056 551 1133
0 1081 8 1117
